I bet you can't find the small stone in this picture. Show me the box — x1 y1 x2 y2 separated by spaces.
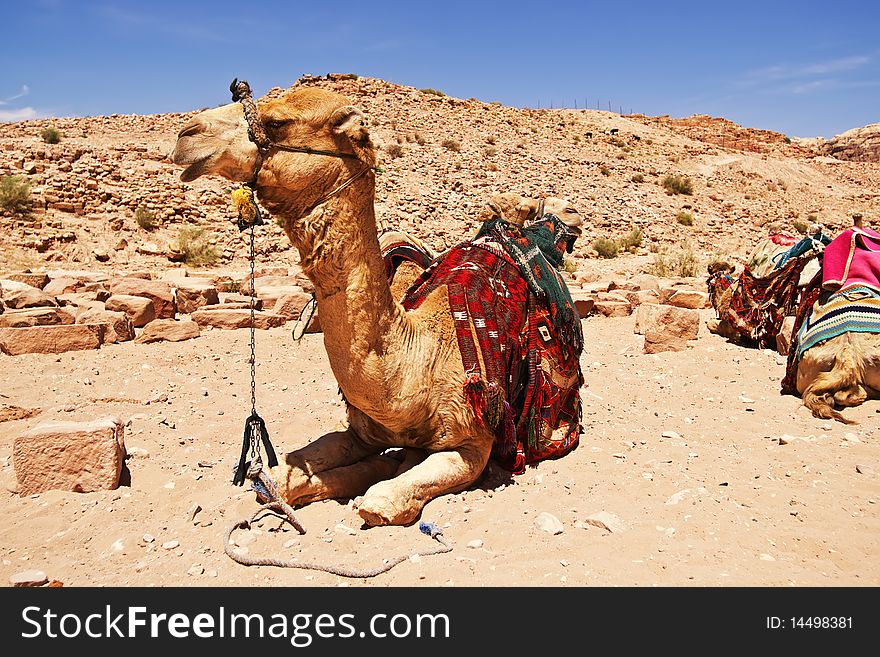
10 569 48 587
110 539 124 552
127 446 150 459
189 504 202 522
334 523 357 536
206 569 218 577
161 540 179 550
856 464 875 476
584 511 628 533
187 565 204 576
661 430 682 440
142 533 155 543
739 395 755 403
759 553 776 561
283 538 300 549
466 539 484 549
409 554 422 564
164 481 175 489
534 512 564 535
642 472 654 481
843 432 861 443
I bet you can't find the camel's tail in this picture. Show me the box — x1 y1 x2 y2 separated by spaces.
801 335 867 424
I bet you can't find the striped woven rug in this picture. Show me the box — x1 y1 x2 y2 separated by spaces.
796 285 880 360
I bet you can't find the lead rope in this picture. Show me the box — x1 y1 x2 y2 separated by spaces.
224 78 453 576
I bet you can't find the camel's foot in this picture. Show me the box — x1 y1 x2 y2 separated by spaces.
267 464 310 506
354 481 421 527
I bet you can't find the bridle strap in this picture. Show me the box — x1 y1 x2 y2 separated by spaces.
230 78 370 211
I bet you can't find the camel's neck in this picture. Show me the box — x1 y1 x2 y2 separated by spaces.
272 176 408 409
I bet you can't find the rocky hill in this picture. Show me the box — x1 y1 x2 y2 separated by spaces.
795 123 880 163
1 73 878 278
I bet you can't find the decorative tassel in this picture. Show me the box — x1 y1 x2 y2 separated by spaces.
231 185 265 232
463 372 487 424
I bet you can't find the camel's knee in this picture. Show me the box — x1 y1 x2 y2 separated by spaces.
833 385 867 408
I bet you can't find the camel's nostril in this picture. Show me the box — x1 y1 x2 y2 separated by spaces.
177 123 202 139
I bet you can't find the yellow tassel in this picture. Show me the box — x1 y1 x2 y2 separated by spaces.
231 186 257 222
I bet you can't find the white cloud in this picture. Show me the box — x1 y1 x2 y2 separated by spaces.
0 84 31 105
804 56 870 75
0 107 40 121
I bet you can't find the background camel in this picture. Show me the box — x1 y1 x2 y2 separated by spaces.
787 220 880 423
171 84 585 526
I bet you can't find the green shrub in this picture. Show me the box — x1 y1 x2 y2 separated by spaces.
792 219 809 234
662 174 693 195
135 206 157 230
486 135 497 145
599 166 610 176
0 175 32 215
631 173 645 183
441 139 461 152
420 88 445 96
415 133 427 146
175 227 220 265
483 146 497 157
676 211 694 226
562 256 577 273
593 236 619 259
41 126 62 144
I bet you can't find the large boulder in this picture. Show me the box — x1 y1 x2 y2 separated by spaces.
0 324 105 355
191 309 287 330
0 280 57 309
76 308 135 343
135 318 200 344
662 288 710 310
634 303 700 353
0 307 76 328
3 272 49 289
13 417 126 495
105 294 156 328
273 291 314 320
175 280 219 314
108 278 176 319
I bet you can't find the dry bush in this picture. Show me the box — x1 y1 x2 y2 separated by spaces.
41 127 62 144
441 139 461 152
645 243 699 277
0 175 32 215
663 175 693 195
676 211 694 226
175 227 221 265
593 236 619 259
135 207 157 230
385 143 405 159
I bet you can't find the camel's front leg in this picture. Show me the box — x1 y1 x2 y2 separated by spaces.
271 428 389 506
355 442 492 526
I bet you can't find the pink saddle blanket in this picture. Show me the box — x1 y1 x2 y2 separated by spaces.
822 226 880 292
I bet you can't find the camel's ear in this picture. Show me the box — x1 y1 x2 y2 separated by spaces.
330 105 375 165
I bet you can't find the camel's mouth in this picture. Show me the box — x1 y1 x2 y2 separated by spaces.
178 153 212 182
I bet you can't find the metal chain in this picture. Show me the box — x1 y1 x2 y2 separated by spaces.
248 221 259 466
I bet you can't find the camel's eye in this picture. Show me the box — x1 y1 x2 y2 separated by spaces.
264 118 290 131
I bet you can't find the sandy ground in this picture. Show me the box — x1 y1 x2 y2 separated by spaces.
1 304 878 589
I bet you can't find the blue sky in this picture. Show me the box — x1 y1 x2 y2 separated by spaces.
2 0 878 138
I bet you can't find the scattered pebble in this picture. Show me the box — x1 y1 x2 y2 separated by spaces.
283 538 300 549
856 464 875 476
161 540 179 550
187 565 204 576
142 533 155 543
759 553 776 561
334 523 357 536
110 539 124 552
127 446 150 459
844 432 861 443
467 539 484 549
661 430 682 440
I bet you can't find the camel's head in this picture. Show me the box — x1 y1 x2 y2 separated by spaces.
478 193 584 237
170 85 376 217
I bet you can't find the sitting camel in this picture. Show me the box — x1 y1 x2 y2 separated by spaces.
171 82 585 526
783 219 880 423
706 227 826 348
